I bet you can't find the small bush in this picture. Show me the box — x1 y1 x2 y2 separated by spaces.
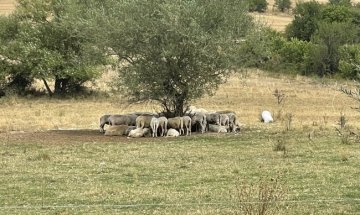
27 153 51 161
247 0 268 12
285 1 322 41
309 21 360 76
232 176 286 215
321 5 353 23
273 0 291 12
277 38 313 73
273 139 286 152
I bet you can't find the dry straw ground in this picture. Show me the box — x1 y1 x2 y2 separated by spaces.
1 69 360 132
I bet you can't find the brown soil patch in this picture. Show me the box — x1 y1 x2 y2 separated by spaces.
0 129 207 145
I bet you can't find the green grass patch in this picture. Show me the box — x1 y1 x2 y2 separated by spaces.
0 129 359 214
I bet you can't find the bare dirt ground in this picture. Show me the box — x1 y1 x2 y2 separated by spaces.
0 129 210 145
0 130 127 144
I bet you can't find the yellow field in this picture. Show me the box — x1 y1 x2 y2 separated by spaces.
0 0 15 16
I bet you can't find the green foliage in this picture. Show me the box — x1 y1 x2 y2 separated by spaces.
338 44 360 80
278 38 313 72
92 0 257 116
328 0 352 7
321 5 353 23
309 21 360 76
247 0 268 12
236 27 276 68
273 0 292 12
349 7 360 25
2 129 360 214
283 1 360 78
0 0 104 96
303 43 328 76
285 1 322 41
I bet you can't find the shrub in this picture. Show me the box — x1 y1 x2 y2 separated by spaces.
308 21 360 76
338 44 360 80
321 5 353 23
285 1 322 41
273 0 291 12
277 38 313 72
328 0 352 7
247 0 268 12
232 176 286 215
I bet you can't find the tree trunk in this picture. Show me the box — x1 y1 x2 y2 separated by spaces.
54 77 70 95
42 78 53 96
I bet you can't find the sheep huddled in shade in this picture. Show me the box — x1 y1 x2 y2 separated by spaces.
99 114 137 133
99 107 243 138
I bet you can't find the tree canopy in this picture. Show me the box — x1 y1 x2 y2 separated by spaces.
0 0 104 96
88 0 258 116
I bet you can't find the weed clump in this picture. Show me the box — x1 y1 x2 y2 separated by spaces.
231 175 286 215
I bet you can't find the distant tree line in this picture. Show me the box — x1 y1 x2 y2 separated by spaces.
263 0 360 80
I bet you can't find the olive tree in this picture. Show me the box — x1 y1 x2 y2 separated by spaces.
92 0 257 116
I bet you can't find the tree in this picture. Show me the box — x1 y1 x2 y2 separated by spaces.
309 21 360 76
0 14 34 94
274 0 292 13
285 1 322 41
91 0 257 116
0 0 104 96
321 5 353 23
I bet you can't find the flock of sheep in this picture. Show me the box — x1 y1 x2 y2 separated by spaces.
99 106 241 138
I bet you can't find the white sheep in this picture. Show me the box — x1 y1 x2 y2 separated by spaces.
128 128 150 138
136 115 154 129
104 125 129 136
99 114 111 133
150 117 159 137
167 117 184 135
100 114 137 133
216 111 238 132
182 116 192 136
158 116 168 137
109 114 137 126
208 124 228 133
191 112 207 133
219 114 230 128
261 111 273 123
166 128 180 137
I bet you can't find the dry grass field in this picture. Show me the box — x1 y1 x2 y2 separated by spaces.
1 1 360 214
0 0 15 16
1 70 360 132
